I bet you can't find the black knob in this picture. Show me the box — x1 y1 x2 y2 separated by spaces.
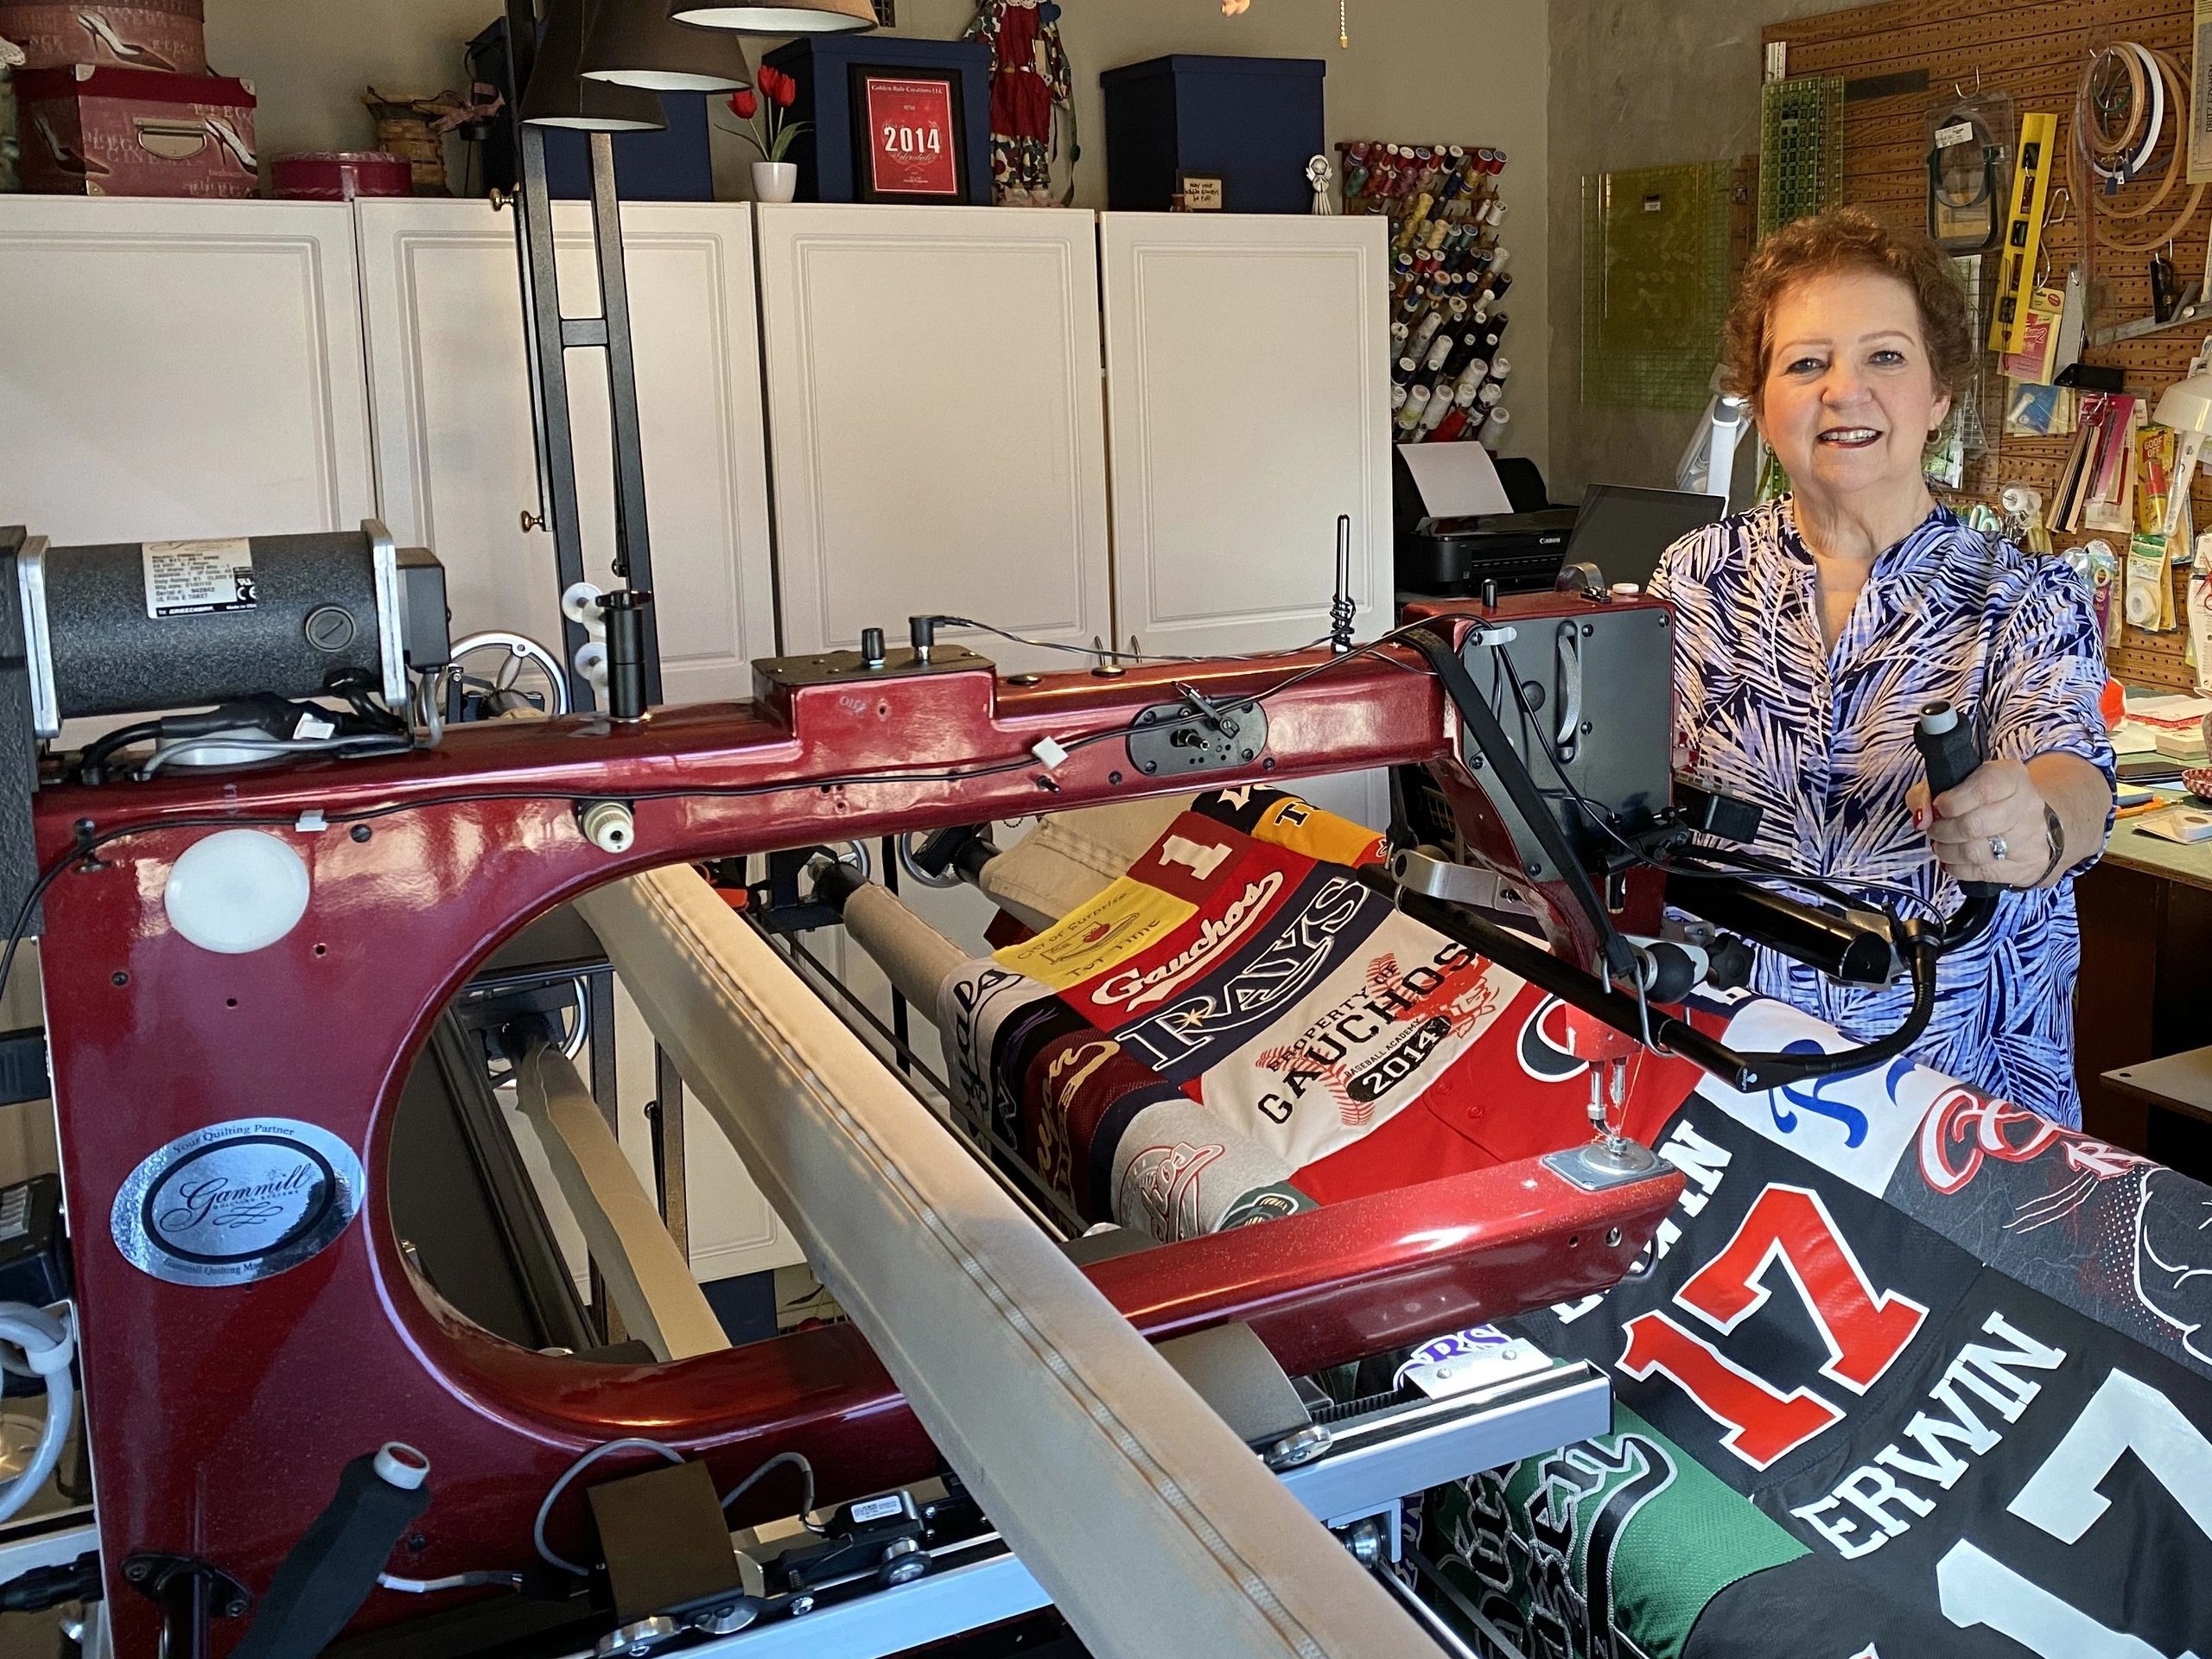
597 589 653 722
1914 702 1997 899
861 627 886 668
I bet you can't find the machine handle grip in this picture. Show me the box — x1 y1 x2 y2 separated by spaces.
1914 702 1999 899
232 1445 431 1659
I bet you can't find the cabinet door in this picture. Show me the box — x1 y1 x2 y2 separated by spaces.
1100 213 1393 825
358 199 776 704
755 203 1112 671
0 198 374 541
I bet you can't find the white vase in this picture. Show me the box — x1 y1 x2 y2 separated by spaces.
752 161 798 205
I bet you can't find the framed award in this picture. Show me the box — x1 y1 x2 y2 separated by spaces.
849 66 968 203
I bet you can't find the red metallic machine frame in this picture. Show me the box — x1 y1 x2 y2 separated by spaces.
32 599 1682 1654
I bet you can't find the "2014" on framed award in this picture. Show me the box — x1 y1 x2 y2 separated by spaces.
851 67 969 202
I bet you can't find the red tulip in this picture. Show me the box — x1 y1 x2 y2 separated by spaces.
728 87 760 119
761 65 798 107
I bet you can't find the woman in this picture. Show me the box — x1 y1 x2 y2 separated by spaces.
1652 207 2115 1126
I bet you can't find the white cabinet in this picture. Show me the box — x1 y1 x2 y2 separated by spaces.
1099 213 1395 826
0 198 375 542
357 199 777 704
755 204 1112 671
353 200 797 1279
1099 213 1392 658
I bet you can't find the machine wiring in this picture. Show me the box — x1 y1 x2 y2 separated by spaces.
0 622 1459 1007
719 1450 820 1532
1490 652 1947 925
530 1440 824 1580
532 1438 685 1576
934 614 1431 674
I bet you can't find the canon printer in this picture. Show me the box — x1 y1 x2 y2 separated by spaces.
1394 444 1724 598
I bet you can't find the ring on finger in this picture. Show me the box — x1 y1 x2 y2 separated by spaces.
1989 835 2009 862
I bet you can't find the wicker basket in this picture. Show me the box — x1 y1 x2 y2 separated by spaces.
362 85 453 195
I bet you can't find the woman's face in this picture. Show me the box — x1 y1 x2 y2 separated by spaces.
1756 267 1951 509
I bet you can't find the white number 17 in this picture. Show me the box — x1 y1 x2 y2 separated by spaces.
1938 1370 2212 1657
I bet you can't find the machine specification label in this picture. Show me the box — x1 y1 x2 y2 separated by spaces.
142 538 257 619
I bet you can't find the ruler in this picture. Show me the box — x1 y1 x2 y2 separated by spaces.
1990 112 2059 355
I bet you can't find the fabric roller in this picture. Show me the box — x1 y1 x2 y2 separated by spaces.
575 864 1424 1659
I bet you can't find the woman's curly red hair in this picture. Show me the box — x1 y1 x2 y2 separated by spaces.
1721 207 1974 407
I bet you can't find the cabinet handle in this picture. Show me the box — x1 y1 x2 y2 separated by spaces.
518 509 545 534
489 188 511 213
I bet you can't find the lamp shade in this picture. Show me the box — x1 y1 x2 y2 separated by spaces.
582 0 753 91
2155 371 2212 436
667 0 876 33
522 0 671 130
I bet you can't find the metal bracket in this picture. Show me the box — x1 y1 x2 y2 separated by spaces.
1388 846 1539 921
1541 1138 1667 1193
123 1551 249 1659
1126 697 1268 779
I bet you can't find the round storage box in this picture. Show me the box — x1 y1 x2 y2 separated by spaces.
272 149 414 200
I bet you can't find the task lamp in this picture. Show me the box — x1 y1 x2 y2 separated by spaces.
582 0 754 91
522 0 669 129
666 0 876 33
2153 337 2212 539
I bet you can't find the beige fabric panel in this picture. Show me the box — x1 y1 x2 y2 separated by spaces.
978 796 1191 926
513 1047 730 1363
576 866 1419 1659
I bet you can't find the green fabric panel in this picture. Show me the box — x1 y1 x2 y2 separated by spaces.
1423 1405 1807 1659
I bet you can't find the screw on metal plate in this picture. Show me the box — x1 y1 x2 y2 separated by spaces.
1543 1138 1664 1193
1265 1425 1332 1470
122 1553 251 1630
1128 697 1269 778
596 1616 679 1656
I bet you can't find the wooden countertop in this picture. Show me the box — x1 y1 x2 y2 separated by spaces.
2101 816 2212 893
2103 1048 2212 1124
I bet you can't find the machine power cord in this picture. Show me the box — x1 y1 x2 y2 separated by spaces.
0 1303 74 1527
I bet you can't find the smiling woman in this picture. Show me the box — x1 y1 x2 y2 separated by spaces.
1651 207 2118 1128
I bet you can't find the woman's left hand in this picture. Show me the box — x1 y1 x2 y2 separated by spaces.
1905 758 2053 887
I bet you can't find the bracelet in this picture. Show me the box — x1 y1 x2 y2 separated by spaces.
2030 803 2067 887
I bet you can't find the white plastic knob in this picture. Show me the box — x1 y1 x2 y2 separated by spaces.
562 582 607 630
578 800 636 854
162 830 310 956
374 1443 430 1491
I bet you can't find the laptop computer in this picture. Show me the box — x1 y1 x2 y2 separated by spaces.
1560 484 1728 592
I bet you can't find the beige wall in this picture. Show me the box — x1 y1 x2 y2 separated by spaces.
200 0 1549 473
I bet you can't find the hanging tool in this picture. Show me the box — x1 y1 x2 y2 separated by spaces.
1990 111 2059 353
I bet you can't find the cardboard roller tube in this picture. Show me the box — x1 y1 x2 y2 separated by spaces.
840 881 971 1013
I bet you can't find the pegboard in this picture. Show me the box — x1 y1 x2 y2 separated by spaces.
1766 0 2202 691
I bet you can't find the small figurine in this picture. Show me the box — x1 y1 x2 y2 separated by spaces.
965 0 1074 207
1306 154 1336 215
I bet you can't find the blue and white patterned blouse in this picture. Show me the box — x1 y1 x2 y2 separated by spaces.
1651 497 2115 1127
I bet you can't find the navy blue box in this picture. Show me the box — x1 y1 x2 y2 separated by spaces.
469 16 715 202
762 35 993 206
1100 54 1325 215
544 93 713 203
